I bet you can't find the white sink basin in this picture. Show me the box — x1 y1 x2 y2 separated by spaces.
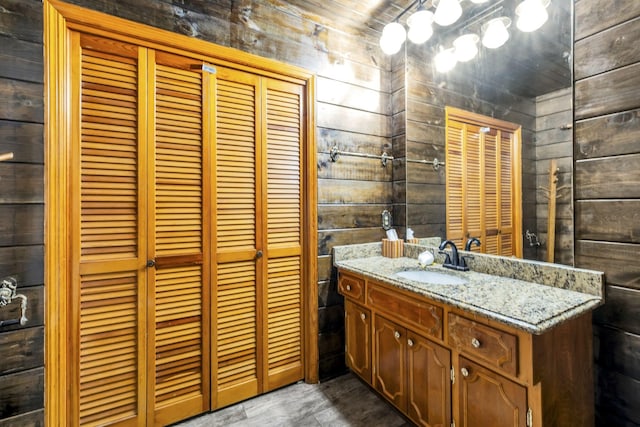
394 270 468 285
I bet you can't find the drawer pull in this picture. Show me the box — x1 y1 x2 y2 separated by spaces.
461 367 470 377
394 331 401 339
407 338 414 347
346 284 351 291
360 312 366 320
471 338 481 348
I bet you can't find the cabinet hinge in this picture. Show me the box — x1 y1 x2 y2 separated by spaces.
526 408 532 427
450 368 455 384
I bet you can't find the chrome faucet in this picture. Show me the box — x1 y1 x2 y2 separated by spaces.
438 240 469 271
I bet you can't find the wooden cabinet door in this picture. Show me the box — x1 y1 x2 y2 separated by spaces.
374 315 406 411
457 357 527 427
345 300 372 384
407 331 451 427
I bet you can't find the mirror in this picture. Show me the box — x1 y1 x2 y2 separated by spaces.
396 0 573 265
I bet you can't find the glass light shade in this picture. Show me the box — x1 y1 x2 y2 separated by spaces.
379 35 403 55
482 17 511 49
433 0 462 26
382 22 407 45
407 10 434 44
516 0 550 32
453 34 479 62
434 48 457 73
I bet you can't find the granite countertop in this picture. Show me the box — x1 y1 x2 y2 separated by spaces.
335 255 603 335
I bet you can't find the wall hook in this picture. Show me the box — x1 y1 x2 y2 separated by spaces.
0 277 28 327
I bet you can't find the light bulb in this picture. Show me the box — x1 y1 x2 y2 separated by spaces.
434 0 462 27
434 48 457 73
516 0 550 32
482 17 511 49
407 10 434 44
382 22 407 45
380 35 403 55
453 34 479 62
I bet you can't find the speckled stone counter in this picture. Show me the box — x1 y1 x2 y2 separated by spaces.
333 243 604 334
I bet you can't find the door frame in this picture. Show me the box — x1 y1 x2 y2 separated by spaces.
44 1 318 424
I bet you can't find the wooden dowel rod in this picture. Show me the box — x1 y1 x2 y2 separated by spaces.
0 152 14 162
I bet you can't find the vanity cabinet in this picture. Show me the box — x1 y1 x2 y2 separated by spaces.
345 300 372 384
374 314 452 427
457 357 527 427
338 270 595 427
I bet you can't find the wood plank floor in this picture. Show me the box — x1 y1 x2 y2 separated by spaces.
172 373 411 426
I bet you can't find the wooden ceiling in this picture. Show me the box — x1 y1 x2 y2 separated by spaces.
283 0 572 98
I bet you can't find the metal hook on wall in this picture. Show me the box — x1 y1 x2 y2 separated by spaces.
0 277 28 327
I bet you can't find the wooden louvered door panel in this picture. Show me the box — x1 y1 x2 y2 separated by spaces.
213 67 262 409
148 51 210 425
445 121 466 248
73 33 211 426
445 108 522 257
74 33 146 426
263 79 304 390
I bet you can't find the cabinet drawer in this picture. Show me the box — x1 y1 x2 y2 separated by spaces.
338 273 366 303
448 313 518 376
368 282 443 339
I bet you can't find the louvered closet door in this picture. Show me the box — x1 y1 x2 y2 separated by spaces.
445 116 518 257
263 78 304 390
73 33 146 426
148 51 210 425
445 120 466 249
213 67 262 409
73 33 210 426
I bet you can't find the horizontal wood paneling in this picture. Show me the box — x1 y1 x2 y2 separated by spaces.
0 286 44 332
0 164 44 204
0 36 43 83
0 327 44 375
318 228 385 256
317 179 391 204
0 246 43 287
575 0 640 40
575 154 640 199
575 63 640 120
575 4 640 422
575 16 640 80
0 121 44 164
0 368 44 419
0 79 43 123
0 0 43 43
317 103 389 137
318 204 391 229
575 200 640 243
316 76 390 115
0 409 44 427
575 109 640 160
576 241 640 290
0 205 44 246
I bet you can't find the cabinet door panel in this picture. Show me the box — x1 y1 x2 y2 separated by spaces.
345 300 371 384
458 357 527 427
407 331 451 427
374 315 406 411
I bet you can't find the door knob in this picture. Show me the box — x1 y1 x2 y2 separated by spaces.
255 250 263 259
146 259 155 268
461 367 470 377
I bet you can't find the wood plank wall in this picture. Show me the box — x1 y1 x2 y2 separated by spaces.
63 0 394 381
535 87 574 265
402 43 537 259
0 1 45 425
574 1 640 425
0 5 393 422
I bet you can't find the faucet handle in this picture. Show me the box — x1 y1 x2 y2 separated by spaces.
438 250 452 265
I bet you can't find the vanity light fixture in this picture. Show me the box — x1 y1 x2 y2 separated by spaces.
407 8 434 44
481 17 511 49
453 33 480 62
379 21 406 55
515 0 550 32
435 47 458 73
433 0 462 26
